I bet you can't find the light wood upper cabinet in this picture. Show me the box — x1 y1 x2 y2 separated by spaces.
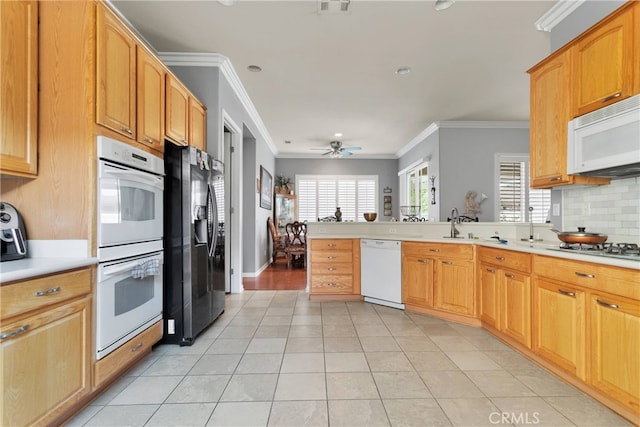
1 268 92 426
165 75 190 146
528 50 610 189
533 279 586 379
189 97 206 151
590 291 640 414
136 47 165 153
0 0 38 177
572 5 636 117
96 4 136 140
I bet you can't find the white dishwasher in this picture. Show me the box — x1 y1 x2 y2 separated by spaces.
360 239 404 309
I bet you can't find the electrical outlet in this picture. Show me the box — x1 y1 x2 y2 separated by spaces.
388 227 397 234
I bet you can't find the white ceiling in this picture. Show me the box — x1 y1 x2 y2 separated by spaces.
111 0 555 158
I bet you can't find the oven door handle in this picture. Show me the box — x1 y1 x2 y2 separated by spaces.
102 163 164 190
102 258 160 277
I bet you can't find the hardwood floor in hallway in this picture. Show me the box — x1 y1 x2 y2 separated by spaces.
243 257 306 291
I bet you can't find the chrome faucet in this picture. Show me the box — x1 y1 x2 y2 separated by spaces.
450 207 460 238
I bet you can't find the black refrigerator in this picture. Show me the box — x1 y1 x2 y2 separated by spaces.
163 142 225 346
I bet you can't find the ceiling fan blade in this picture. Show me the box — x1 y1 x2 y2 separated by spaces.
310 147 330 150
341 150 353 156
342 146 362 151
321 151 331 156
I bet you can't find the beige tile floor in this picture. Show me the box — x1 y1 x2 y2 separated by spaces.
68 291 633 427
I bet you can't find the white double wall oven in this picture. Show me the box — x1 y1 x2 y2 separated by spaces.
96 136 165 360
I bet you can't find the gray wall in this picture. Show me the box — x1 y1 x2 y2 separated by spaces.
170 65 277 275
397 126 529 222
550 1 626 52
276 158 399 220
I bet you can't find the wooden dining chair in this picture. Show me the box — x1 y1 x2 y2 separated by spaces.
284 221 307 269
267 217 286 264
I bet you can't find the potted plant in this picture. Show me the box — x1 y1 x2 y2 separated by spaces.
276 175 291 193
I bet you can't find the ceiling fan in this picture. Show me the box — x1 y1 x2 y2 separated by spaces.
311 140 362 158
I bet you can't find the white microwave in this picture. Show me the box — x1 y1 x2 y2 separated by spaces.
567 93 640 178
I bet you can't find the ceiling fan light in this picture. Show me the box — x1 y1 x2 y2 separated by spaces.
434 0 455 11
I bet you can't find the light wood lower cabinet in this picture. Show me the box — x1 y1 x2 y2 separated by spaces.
94 319 163 389
1 268 92 427
533 279 586 379
478 263 500 329
402 242 476 321
434 258 475 316
590 291 640 414
309 238 360 299
501 270 531 348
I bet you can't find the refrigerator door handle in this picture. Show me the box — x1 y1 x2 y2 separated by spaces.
207 183 218 257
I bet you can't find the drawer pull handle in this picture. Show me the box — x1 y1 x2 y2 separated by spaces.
327 243 336 247
495 256 505 261
549 177 562 182
327 267 336 271
486 268 495 273
327 256 337 259
418 259 429 263
596 299 619 309
505 273 515 279
327 283 336 287
575 271 595 279
131 342 144 352
120 127 133 135
442 261 453 265
602 92 621 103
35 287 61 297
558 289 576 298
429 249 440 252
143 137 155 144
0 325 30 340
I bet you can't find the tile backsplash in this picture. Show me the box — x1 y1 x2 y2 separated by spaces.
562 176 640 243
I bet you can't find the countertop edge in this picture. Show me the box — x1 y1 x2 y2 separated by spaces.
0 257 98 284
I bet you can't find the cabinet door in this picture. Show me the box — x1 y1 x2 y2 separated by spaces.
529 50 573 188
533 279 586 379
479 263 500 329
0 0 38 177
165 75 189 146
189 97 206 151
137 47 164 153
434 259 474 316
502 270 531 348
96 4 136 139
572 10 635 117
1 297 91 426
590 292 640 413
402 254 434 307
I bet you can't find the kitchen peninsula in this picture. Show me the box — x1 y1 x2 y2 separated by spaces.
306 220 640 422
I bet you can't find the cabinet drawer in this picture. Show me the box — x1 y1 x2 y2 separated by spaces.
1 268 92 320
478 247 531 273
311 275 353 293
310 251 353 263
310 239 354 251
94 319 163 388
403 241 473 260
310 263 352 275
534 255 639 300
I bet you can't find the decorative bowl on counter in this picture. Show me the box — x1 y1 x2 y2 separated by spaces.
400 205 419 217
363 212 377 222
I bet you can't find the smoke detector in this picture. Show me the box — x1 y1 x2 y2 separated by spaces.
319 0 350 14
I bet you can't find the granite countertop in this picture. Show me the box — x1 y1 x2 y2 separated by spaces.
0 240 97 284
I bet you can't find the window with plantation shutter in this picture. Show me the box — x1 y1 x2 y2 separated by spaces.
496 154 551 223
296 175 378 222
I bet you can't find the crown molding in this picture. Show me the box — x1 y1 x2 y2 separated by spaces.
158 52 278 156
395 120 529 158
276 153 398 160
535 0 585 32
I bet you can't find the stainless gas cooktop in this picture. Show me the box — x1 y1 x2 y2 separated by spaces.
547 242 640 261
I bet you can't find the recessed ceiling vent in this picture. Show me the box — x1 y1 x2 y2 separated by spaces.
319 0 350 14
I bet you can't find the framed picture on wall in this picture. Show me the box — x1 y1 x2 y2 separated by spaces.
259 165 273 210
